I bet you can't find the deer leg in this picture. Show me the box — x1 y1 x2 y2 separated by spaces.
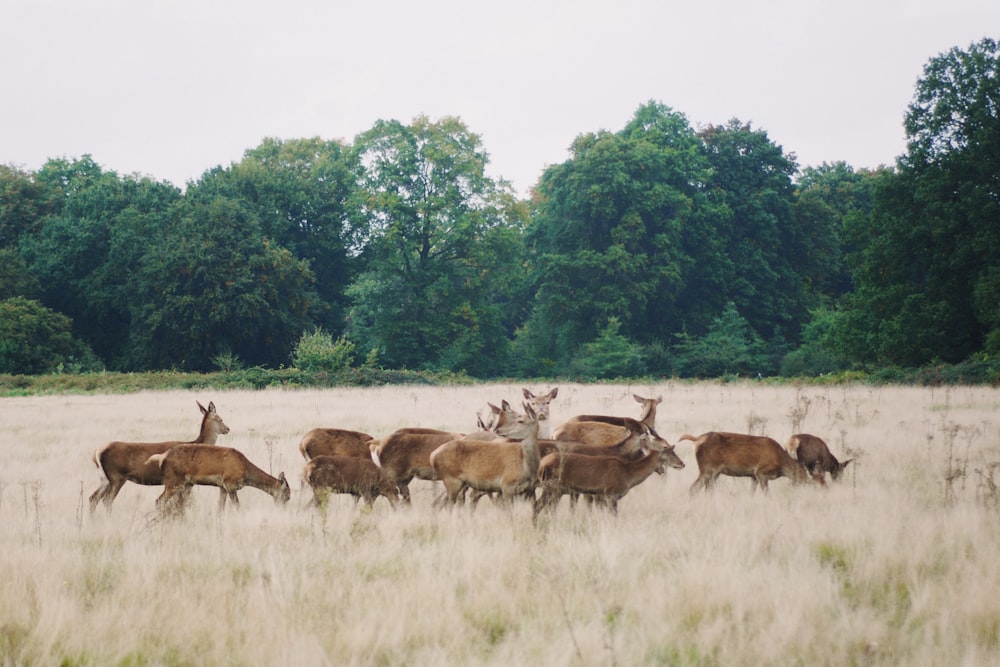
88 483 109 513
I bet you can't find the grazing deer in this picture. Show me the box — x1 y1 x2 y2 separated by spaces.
534 443 683 517
299 427 377 461
303 455 399 509
553 394 662 445
369 428 464 504
523 387 558 438
149 445 290 515
787 433 852 482
683 431 819 494
89 400 229 513
430 403 542 507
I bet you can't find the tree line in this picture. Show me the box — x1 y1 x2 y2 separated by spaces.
1 38 997 380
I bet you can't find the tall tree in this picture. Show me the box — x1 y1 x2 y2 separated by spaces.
347 115 526 374
17 157 182 364
195 137 357 331
792 162 882 301
519 102 722 372
835 38 1000 364
694 119 804 343
123 195 316 370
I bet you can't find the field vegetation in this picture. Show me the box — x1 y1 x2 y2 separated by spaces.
2 382 1000 666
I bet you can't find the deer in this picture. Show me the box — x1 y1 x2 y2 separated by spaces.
298 427 378 461
787 433 853 482
149 445 290 515
89 400 229 513
552 393 662 446
369 428 465 504
523 387 559 439
429 402 542 508
682 431 821 494
303 455 399 510
533 442 683 517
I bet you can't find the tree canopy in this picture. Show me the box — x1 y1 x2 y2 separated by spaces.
1 39 998 379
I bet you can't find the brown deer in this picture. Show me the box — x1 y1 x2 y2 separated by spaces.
303 455 399 509
430 403 542 507
523 387 559 438
89 400 229 513
540 423 684 509
534 443 683 517
299 428 377 461
553 393 662 445
369 428 464 504
149 445 290 515
787 433 853 482
683 431 820 494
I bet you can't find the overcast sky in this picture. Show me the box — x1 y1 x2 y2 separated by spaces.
2 0 997 196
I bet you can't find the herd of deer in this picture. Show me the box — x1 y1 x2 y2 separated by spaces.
88 390 853 521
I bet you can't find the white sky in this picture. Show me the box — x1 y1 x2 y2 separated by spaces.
2 0 997 196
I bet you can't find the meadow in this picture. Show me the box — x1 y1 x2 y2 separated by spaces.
2 381 999 666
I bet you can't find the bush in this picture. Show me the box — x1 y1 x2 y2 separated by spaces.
672 302 767 378
0 297 102 374
567 318 646 380
292 328 356 373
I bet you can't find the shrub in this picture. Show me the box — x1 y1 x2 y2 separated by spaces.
292 328 355 373
672 302 767 378
0 297 102 374
567 317 646 380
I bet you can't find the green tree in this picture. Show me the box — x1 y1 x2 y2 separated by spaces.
196 137 358 331
834 38 1000 365
0 248 41 300
0 297 101 374
17 157 182 364
519 101 721 373
567 317 646 379
694 119 805 343
0 164 58 248
124 196 316 370
672 302 767 378
347 115 526 375
793 162 880 301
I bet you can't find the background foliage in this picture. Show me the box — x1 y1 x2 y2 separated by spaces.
1 39 998 382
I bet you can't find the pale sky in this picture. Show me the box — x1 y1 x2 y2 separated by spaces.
2 0 997 196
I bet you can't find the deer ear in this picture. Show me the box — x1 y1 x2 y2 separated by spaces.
548 387 558 399
522 388 532 399
197 401 207 414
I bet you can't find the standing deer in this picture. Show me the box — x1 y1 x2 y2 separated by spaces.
430 403 542 507
523 387 559 439
787 433 852 482
304 455 399 509
683 431 820 494
534 443 683 517
369 428 464 504
553 393 662 445
298 427 377 461
149 444 290 515
89 400 229 513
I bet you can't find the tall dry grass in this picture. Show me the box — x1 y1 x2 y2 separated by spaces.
2 382 1000 666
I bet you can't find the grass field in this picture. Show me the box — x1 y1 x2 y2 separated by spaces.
2 381 1000 666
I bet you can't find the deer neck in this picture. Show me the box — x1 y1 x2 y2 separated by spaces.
243 461 278 493
628 449 662 485
195 419 219 445
518 425 542 478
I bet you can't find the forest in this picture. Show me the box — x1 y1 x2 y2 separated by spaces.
1 38 998 382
